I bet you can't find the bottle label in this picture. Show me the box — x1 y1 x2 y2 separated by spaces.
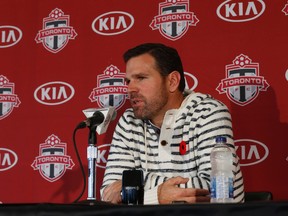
211 176 233 199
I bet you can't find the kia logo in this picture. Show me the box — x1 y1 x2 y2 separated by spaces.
0 25 22 48
235 139 269 166
34 81 75 105
0 148 18 171
217 0 265 22
92 11 134 35
96 144 111 169
184 72 198 91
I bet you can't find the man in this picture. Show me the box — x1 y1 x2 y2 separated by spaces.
100 43 244 204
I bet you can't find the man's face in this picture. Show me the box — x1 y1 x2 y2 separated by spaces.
125 53 169 121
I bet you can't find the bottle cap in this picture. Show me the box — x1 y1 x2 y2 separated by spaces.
216 136 227 143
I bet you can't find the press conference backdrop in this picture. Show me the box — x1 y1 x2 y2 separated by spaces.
0 0 287 204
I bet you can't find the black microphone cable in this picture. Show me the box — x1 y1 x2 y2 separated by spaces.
72 122 87 203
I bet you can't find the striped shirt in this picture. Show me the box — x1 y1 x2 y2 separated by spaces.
101 91 244 204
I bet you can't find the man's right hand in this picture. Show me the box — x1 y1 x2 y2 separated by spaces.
102 180 122 204
157 176 210 204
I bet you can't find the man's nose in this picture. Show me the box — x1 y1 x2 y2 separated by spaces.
127 81 138 93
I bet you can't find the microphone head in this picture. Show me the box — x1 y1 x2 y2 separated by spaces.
89 111 105 127
92 111 105 121
82 106 117 134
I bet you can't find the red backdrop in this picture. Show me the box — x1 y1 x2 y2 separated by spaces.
0 0 288 203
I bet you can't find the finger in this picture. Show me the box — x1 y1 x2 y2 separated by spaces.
180 195 210 203
195 189 210 196
195 195 210 203
102 181 122 202
168 176 189 185
102 190 112 202
179 188 210 198
103 190 121 203
102 187 110 201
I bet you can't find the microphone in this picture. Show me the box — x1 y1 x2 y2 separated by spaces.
85 111 105 127
80 106 117 134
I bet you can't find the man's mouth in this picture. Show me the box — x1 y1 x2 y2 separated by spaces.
131 99 140 106
130 97 143 108
130 93 144 108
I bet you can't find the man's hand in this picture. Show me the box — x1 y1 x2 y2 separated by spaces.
158 176 210 204
102 180 122 204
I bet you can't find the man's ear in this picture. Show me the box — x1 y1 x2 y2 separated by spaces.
167 71 181 92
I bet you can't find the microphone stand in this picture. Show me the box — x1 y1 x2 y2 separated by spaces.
76 109 114 205
87 124 97 201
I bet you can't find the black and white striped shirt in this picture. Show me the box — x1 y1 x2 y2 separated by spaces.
101 91 244 204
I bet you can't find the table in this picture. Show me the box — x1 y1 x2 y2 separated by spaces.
0 201 288 216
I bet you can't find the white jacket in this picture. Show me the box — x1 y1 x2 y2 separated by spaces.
101 91 244 204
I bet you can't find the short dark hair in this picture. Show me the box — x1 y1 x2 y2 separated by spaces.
123 43 185 92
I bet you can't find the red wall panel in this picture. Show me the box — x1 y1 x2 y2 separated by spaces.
0 0 287 203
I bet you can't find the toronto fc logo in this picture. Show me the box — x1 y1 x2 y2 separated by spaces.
0 75 21 120
216 54 269 106
89 65 128 110
150 0 199 41
31 134 75 182
35 8 77 53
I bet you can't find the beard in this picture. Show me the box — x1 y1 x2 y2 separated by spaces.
130 86 168 120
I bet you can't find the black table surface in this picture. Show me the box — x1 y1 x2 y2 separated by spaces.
0 201 288 216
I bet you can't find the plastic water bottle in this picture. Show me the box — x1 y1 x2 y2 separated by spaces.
210 136 234 203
